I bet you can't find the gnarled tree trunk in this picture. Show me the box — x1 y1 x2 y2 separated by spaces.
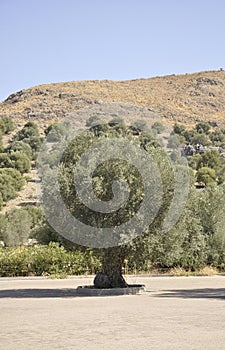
94 248 128 288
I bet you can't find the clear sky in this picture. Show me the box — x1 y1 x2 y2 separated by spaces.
0 0 225 102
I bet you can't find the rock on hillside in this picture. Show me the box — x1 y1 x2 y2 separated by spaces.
1 70 225 128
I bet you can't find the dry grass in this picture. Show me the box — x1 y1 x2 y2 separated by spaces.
1 70 225 129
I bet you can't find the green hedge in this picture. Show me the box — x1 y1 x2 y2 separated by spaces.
0 243 101 277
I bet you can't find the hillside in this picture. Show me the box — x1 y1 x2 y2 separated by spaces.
1 69 225 213
1 70 225 128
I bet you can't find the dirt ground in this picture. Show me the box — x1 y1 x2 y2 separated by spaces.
0 275 225 350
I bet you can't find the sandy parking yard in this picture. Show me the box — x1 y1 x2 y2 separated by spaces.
0 275 225 350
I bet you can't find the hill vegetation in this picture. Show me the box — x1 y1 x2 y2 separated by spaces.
1 70 225 277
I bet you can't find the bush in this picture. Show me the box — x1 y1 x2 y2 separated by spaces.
0 151 30 173
2 208 32 247
151 121 165 134
14 121 39 140
198 150 222 173
0 168 25 191
0 243 101 277
13 122 42 159
6 141 33 159
0 168 25 202
191 133 211 146
173 123 186 135
0 116 15 134
32 223 60 245
195 122 210 134
44 123 67 142
196 167 216 186
9 151 31 173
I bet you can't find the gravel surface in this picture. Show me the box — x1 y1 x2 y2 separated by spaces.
0 275 225 350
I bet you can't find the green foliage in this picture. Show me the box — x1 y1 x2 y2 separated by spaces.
209 130 225 146
196 167 216 185
12 122 42 159
167 134 184 149
198 150 222 173
188 153 202 170
2 208 32 247
0 243 101 277
32 223 60 245
191 133 211 146
0 153 11 168
0 116 15 134
9 151 31 173
44 123 67 142
0 168 25 202
0 151 30 173
0 213 6 240
6 141 32 159
23 206 44 229
0 132 3 153
0 168 25 191
173 123 186 135
1 120 225 275
151 121 165 134
14 121 39 140
195 122 210 134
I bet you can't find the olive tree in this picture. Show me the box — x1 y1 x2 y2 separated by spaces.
40 122 185 288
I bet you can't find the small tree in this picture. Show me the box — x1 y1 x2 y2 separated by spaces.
191 133 211 146
3 208 32 247
196 167 216 186
9 151 31 173
0 116 15 134
198 150 222 173
195 122 210 135
173 123 186 135
6 141 33 159
44 123 67 142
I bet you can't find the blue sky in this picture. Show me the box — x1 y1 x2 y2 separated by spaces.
0 0 225 101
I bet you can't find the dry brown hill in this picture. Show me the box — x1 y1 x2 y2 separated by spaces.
1 70 225 128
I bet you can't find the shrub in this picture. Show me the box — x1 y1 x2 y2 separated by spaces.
0 168 25 202
151 121 165 134
12 122 42 159
196 167 217 186
14 121 39 140
195 122 210 134
44 123 67 142
2 208 32 247
0 116 15 134
9 151 31 173
0 168 25 191
6 141 33 159
173 123 186 135
0 151 30 173
0 243 101 277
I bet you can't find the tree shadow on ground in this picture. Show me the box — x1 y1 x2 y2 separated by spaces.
0 288 86 298
155 288 225 300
